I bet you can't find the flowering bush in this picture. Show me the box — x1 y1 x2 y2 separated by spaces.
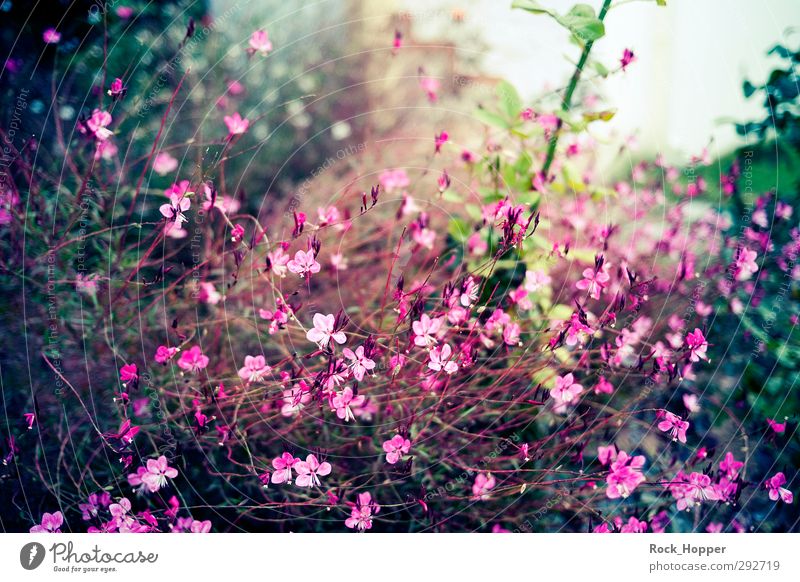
1 2 798 534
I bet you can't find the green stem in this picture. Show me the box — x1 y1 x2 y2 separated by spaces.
540 0 613 179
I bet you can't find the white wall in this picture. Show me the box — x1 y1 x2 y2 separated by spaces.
401 0 800 162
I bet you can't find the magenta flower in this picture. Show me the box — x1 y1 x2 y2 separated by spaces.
428 343 458 375
140 456 178 493
271 452 299 484
670 471 719 510
575 263 610 300
119 363 138 384
382 434 411 464
719 452 744 480
287 249 321 278
413 313 443 347
420 76 440 102
620 48 635 71
472 473 496 500
294 454 332 487
85 109 113 141
107 77 126 99
248 30 273 56
606 450 646 499
224 112 249 136
159 195 191 226
378 168 410 192
281 385 312 417
551 373 583 413
434 130 449 153
306 313 346 347
593 376 614 395
657 411 689 443
30 511 63 533
177 345 209 373
24 412 36 430
685 328 709 362
153 152 178 175
237 355 271 383
154 345 177 364
734 248 759 281
345 492 380 531
342 345 376 381
766 472 793 504
42 28 61 44
767 418 787 434
266 246 290 277
331 387 366 422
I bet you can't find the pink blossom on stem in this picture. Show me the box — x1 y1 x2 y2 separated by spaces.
342 345 376 381
382 434 411 464
237 355 271 383
30 511 63 533
287 249 321 278
294 454 332 487
766 472 793 503
306 313 347 347
606 450 646 499
224 112 249 136
657 410 690 443
271 453 299 484
177 345 209 373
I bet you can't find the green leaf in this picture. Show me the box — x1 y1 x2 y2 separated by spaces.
511 0 554 15
556 4 605 42
656 0 666 5
496 80 522 121
582 109 617 122
474 107 510 129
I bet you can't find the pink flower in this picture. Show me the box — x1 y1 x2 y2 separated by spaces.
657 411 689 443
670 471 718 510
524 269 551 292
345 492 380 531
24 412 36 430
266 246 290 277
197 281 221 305
734 248 759 281
238 355 271 383
154 345 177 364
378 169 410 192
719 452 744 480
765 472 793 503
159 195 191 226
119 363 138 384
230 223 245 243
420 76 440 102
551 373 583 413
271 452 299 484
272 453 300 484
287 249 321 278
281 385 312 417
331 387 366 422
382 434 411 464
597 444 617 465
434 130 449 153
85 109 113 141
575 263 610 300
593 376 614 395
683 393 700 413
503 322 521 346
685 328 709 362
177 345 209 373
619 516 647 533
428 343 458 375
141 456 178 493
306 313 347 347
606 450 646 499
294 454 332 487
343 345 376 381
767 418 787 434
30 511 63 533
248 30 273 55
472 473 496 500
224 112 249 136
107 77 126 99
620 48 635 71
413 313 443 348
43 28 61 44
